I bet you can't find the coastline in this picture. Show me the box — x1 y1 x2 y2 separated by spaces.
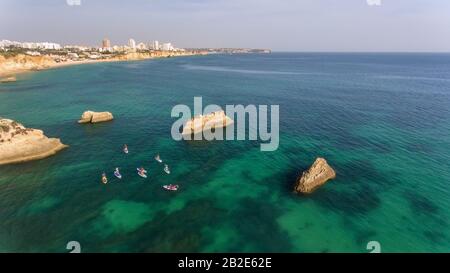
0 51 205 78
0 59 100 78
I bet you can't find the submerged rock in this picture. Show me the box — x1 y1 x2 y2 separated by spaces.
78 111 114 124
182 110 233 136
294 157 336 194
0 76 17 83
0 118 68 165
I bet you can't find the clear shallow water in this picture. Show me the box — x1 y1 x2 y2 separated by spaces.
0 53 450 252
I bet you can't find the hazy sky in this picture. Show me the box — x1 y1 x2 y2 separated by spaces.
0 0 449 51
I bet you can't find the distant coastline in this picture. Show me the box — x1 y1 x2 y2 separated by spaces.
0 51 206 78
0 39 272 79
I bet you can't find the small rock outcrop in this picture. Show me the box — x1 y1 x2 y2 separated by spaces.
0 118 68 165
78 111 114 124
182 110 233 136
0 76 17 83
294 158 336 194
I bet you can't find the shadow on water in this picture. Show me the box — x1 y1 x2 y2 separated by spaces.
308 159 394 216
227 197 294 252
402 190 449 245
115 198 226 253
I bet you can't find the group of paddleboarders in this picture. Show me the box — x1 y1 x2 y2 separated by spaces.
100 145 178 191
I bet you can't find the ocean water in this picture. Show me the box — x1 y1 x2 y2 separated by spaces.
0 53 450 253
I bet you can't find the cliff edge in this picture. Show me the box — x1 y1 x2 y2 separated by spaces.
0 54 56 76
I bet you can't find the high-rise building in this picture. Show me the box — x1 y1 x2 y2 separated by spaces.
128 38 136 49
102 38 111 48
152 40 159 50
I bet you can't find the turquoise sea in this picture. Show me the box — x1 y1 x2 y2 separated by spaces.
0 53 450 252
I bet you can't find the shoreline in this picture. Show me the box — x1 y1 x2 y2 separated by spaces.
0 52 204 78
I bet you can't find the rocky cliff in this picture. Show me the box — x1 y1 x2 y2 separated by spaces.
0 54 56 76
294 158 336 194
0 118 67 165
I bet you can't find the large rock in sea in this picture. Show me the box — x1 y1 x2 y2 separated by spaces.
78 111 114 124
182 110 233 136
0 118 68 165
294 158 336 194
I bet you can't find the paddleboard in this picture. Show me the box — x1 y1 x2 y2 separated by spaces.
137 168 147 178
163 185 178 191
164 165 170 174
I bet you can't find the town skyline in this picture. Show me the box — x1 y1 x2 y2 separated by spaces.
0 38 270 54
0 38 180 51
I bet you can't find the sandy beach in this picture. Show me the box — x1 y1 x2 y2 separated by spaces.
0 59 99 78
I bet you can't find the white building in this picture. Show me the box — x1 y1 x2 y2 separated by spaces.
128 38 136 49
0 40 61 50
43 42 62 50
137 42 147 50
64 45 90 51
161 42 174 51
25 51 41 56
112 45 124 52
152 40 160 50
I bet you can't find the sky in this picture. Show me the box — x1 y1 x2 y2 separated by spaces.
0 0 449 52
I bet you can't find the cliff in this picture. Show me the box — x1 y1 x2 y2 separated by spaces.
0 54 56 76
78 111 114 124
294 158 336 194
182 110 233 135
112 52 153 61
0 51 204 78
0 118 68 165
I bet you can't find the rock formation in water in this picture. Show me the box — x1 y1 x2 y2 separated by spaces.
78 111 114 124
294 157 336 194
0 76 17 83
0 118 68 165
182 110 233 136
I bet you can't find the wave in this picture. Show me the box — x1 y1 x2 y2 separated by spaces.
375 75 450 82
